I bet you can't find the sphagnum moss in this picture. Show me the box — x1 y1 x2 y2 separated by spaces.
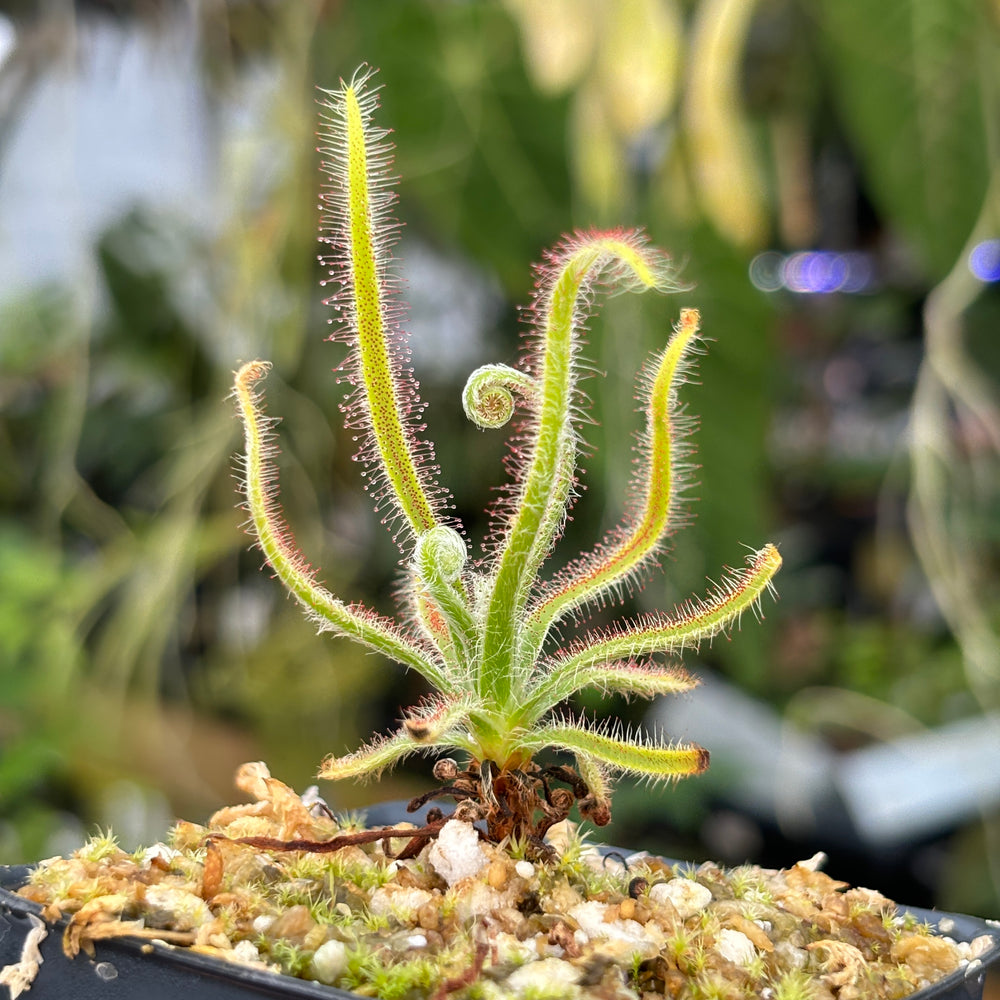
8 64 995 1000
16 783 988 999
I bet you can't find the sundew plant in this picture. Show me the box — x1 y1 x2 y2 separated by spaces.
232 67 781 842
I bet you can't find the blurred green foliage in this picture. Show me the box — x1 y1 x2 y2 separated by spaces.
0 0 997 912
818 0 991 276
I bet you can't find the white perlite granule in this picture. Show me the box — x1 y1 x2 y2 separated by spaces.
143 886 212 931
506 956 583 994
233 940 261 964
427 819 488 886
312 939 348 983
715 929 757 966
368 885 434 919
568 901 662 961
515 860 535 879
649 877 713 919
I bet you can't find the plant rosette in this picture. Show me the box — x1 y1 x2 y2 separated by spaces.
4 66 998 1000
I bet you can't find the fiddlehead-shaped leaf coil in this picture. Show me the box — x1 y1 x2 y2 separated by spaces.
416 525 468 584
462 364 537 429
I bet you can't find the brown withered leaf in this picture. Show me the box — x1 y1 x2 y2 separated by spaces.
201 839 224 901
807 939 867 989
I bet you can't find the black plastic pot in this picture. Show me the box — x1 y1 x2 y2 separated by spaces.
2 829 998 1000
0 867 986 1000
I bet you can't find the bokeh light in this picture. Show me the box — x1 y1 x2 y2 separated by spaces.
749 250 873 294
0 16 16 68
747 251 784 291
968 239 1000 282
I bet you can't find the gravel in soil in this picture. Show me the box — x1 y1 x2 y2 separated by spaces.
14 764 995 1000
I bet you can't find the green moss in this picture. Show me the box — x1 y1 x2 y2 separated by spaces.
697 909 722 935
687 972 731 1000
521 986 577 1000
76 829 123 863
356 907 391 933
350 861 398 893
370 958 439 1000
284 853 333 881
335 811 369 833
848 897 877 919
729 865 775 907
770 969 820 1000
744 951 768 980
340 948 440 1000
677 942 709 977
665 925 697 963
308 895 352 927
26 871 69 902
544 833 619 897
503 834 532 861
260 937 314 978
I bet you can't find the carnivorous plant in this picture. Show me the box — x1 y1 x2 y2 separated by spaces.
231 66 781 843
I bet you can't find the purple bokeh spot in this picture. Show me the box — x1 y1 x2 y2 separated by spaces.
969 240 1000 282
750 249 874 294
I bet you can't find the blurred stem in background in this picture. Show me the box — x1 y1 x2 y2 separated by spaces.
910 163 1000 893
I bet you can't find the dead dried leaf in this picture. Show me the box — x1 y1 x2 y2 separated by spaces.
201 839 223 901
0 914 46 999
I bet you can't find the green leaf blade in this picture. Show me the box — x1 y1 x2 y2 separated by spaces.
232 361 450 692
521 721 709 782
318 68 444 542
547 543 782 674
480 231 684 706
526 307 702 652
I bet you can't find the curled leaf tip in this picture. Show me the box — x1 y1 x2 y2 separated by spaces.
463 364 538 430
234 359 272 387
